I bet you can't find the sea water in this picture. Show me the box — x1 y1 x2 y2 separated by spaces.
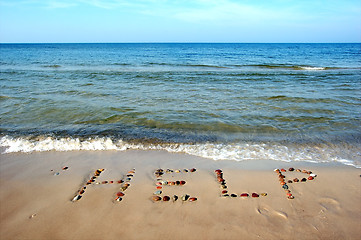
0 43 360 167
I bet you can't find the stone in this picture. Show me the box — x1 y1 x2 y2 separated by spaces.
307 176 314 180
182 194 190 201
288 180 293 183
62 166 68 170
173 195 178 201
251 193 259 198
310 173 317 177
190 168 196 172
222 190 228 194
288 167 294 171
180 180 186 185
176 181 180 185
273 168 280 172
287 196 295 199
72 195 82 201
54 172 60 176
296 169 302 172
240 193 249 197
260 193 267 196
110 181 114 184
152 196 161 202
301 178 307 182
286 193 292 197
293 178 299 182
154 190 162 195
230 194 237 198
156 186 162 189
282 184 289 190
102 181 108 184
175 169 181 173
221 194 229 197
163 196 170 201
281 168 286 172
116 192 125 197
183 169 188 173
189 197 197 202
115 197 122 202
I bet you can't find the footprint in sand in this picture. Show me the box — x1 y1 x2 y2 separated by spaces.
256 205 288 220
319 197 341 214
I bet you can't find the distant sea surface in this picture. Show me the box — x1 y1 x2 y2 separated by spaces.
1 43 360 167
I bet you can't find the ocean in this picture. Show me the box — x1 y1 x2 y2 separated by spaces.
0 43 360 167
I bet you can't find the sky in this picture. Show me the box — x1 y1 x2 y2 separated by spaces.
0 0 360 43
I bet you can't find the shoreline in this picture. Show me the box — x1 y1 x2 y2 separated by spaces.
1 150 360 239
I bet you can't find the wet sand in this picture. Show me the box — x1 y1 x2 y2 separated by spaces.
0 150 360 240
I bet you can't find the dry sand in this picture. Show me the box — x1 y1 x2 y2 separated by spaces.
0 150 360 240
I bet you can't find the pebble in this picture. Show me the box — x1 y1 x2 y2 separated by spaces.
190 168 196 172
240 193 249 197
293 178 299 182
189 197 197 202
116 192 125 197
251 193 259 198
29 214 37 219
310 173 317 177
180 180 186 185
222 190 228 194
301 178 307 182
182 195 190 201
280 168 286 172
287 180 293 183
54 172 60 176
62 166 69 170
230 194 237 197
163 196 170 201
175 169 181 173
154 190 162 195
260 193 267 196
152 196 161 202
307 176 314 180
72 195 82 201
156 186 162 190
173 195 178 201
115 197 122 202
288 167 294 171
287 196 295 199
282 184 289 190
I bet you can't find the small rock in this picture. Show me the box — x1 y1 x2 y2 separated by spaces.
288 167 294 171
163 196 170 201
152 196 161 202
62 166 68 170
281 168 286 172
182 194 190 201
310 173 317 177
29 214 37 219
154 190 162 195
240 193 249 197
116 192 125 197
222 190 228 194
301 178 307 182
230 194 237 198
287 195 295 199
288 180 293 183
293 178 299 182
190 168 196 172
115 197 122 202
72 195 82 201
260 193 267 196
251 193 259 198
173 195 178 201
307 176 314 180
189 197 197 202
282 184 289 190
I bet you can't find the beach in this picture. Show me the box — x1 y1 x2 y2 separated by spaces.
1 149 360 240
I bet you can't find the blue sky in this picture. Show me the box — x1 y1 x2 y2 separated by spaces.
0 0 360 43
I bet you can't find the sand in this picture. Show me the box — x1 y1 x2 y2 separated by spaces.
0 149 360 240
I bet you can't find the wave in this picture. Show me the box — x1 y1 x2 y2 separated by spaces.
1 135 359 168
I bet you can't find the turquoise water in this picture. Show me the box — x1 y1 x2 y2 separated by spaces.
1 43 360 167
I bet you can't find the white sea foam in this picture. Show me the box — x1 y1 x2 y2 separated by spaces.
300 66 326 70
0 136 359 168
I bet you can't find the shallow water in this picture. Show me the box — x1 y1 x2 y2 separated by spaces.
1 43 360 167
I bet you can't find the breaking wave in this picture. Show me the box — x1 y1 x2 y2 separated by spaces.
1 135 359 168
